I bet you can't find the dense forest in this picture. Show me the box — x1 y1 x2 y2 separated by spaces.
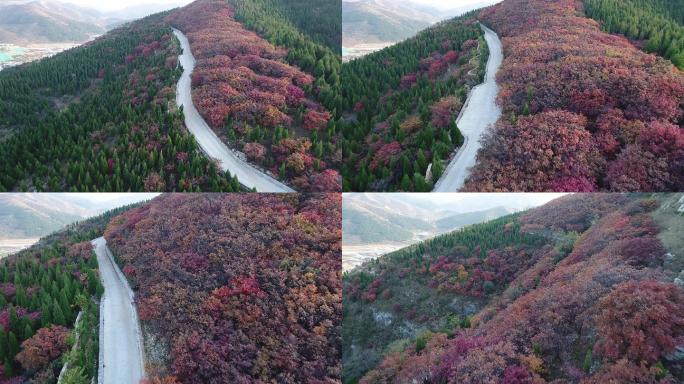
0 206 132 383
584 0 684 69
104 193 342 383
463 0 684 192
0 13 240 192
340 14 486 191
228 0 341 54
168 0 341 192
343 193 684 383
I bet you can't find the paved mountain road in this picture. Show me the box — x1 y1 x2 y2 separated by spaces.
433 24 503 192
173 28 294 192
92 237 145 384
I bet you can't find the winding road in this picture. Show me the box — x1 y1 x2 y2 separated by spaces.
92 237 145 384
173 28 295 193
433 24 503 192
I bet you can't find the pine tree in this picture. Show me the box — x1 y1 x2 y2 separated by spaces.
53 301 67 326
7 332 18 357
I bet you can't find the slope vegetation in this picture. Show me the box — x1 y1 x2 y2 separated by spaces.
341 14 487 191
233 0 341 53
167 0 341 191
463 0 684 192
584 0 684 69
0 12 239 192
104 193 342 383
343 194 684 383
0 206 131 382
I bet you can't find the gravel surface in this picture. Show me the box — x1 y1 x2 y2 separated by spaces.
433 24 503 192
173 28 295 193
92 237 145 384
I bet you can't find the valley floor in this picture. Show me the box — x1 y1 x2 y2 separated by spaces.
0 237 39 257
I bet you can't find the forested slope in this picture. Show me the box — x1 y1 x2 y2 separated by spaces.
340 14 487 191
0 12 240 193
463 0 684 192
167 0 341 192
343 194 684 383
104 193 342 383
0 206 131 382
229 0 341 53
584 0 684 69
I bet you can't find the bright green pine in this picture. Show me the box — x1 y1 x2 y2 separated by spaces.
584 0 684 69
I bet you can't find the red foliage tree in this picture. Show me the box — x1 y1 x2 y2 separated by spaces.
464 0 684 191
16 326 70 372
594 281 684 364
464 110 602 191
303 109 331 131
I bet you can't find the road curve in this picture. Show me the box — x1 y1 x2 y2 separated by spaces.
92 237 145 384
173 28 295 193
433 24 503 192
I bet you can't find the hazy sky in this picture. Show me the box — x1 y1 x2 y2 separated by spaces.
61 193 159 205
405 193 567 210
60 0 193 12
408 0 502 10
346 193 568 215
23 193 160 214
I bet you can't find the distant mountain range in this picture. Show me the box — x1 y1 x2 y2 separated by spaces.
343 193 521 245
342 0 501 46
0 194 89 238
0 193 156 239
0 0 189 44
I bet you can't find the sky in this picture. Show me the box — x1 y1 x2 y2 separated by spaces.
18 193 160 215
347 193 568 215
405 193 567 211
60 0 193 13
407 0 502 10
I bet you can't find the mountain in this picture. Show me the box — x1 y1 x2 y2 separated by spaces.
342 202 427 245
342 0 502 46
343 0 437 46
0 1 107 44
343 193 684 383
0 0 341 192
0 4 242 193
343 194 521 245
434 206 515 231
0 194 90 238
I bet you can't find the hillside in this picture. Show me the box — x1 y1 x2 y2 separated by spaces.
343 194 684 383
0 205 131 383
462 0 684 192
166 0 342 191
340 13 487 191
0 10 241 192
103 193 342 383
0 0 341 192
0 1 106 44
